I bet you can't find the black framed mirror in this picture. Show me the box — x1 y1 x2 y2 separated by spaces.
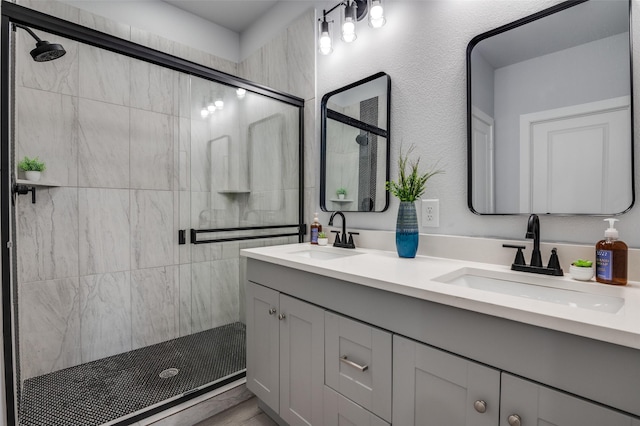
467 0 633 215
321 72 391 212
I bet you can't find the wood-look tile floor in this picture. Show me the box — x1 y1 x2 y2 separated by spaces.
195 397 277 426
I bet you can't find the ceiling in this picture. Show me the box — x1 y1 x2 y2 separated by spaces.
162 0 279 33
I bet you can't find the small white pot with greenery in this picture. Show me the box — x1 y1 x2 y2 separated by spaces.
317 232 329 246
336 187 347 200
18 156 46 182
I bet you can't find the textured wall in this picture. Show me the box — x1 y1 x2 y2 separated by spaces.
317 0 640 248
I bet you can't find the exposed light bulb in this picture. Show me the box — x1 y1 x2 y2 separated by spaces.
215 99 224 109
236 88 246 99
341 2 357 43
318 19 333 55
200 107 209 118
207 103 216 112
369 0 386 28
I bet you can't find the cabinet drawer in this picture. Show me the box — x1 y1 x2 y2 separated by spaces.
324 386 390 426
325 311 392 423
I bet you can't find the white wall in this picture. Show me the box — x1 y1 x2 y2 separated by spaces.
61 0 240 62
316 0 640 248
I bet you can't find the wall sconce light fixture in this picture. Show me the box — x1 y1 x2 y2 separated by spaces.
318 0 386 55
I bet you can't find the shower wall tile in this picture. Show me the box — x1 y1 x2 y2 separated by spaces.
20 277 81 379
16 31 79 97
287 8 315 101
78 98 130 188
130 109 174 190
17 187 78 283
131 266 178 349
189 119 210 192
79 272 132 362
79 10 131 40
16 87 78 186
131 190 173 270
131 27 176 57
262 32 288 94
179 264 192 337
304 101 317 189
237 49 263 85
209 55 238 77
190 261 211 333
79 188 130 275
79 44 130 106
210 258 239 328
16 0 80 24
176 74 192 119
130 61 174 115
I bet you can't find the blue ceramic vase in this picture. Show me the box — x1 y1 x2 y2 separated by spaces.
396 201 419 258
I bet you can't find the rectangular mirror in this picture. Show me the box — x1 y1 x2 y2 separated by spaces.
467 0 633 215
321 72 390 212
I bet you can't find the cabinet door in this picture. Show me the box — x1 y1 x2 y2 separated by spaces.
279 294 325 426
501 373 640 426
393 335 500 426
246 282 280 412
325 311 392 422
324 386 390 426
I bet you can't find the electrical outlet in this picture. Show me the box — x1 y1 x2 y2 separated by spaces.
422 199 439 227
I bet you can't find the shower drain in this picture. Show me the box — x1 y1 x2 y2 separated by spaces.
159 368 179 379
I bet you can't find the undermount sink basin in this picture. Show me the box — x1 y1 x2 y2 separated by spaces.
434 268 625 314
290 248 363 261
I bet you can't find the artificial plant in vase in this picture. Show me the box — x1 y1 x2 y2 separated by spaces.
18 156 46 182
386 145 443 258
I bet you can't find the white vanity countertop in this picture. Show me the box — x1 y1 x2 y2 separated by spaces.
241 243 640 350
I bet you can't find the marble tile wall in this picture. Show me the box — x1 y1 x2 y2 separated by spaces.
13 0 314 381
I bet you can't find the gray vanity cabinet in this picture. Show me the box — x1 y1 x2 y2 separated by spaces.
246 281 325 425
500 373 640 426
393 335 501 426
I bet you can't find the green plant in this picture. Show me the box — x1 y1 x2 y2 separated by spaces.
385 145 443 202
572 259 593 268
318 232 327 239
18 156 46 172
336 187 347 196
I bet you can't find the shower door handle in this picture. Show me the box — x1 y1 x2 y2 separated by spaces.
13 184 36 204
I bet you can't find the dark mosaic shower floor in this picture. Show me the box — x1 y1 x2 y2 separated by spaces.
19 322 246 426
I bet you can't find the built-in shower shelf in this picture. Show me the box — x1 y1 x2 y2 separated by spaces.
330 198 354 203
16 179 61 187
218 189 251 194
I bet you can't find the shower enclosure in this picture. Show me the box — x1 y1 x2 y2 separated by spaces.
1 4 303 425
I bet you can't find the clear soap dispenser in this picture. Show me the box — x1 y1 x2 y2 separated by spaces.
595 218 628 286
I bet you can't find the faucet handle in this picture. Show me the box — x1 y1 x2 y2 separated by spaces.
347 232 359 248
547 248 563 274
503 244 526 266
331 230 341 246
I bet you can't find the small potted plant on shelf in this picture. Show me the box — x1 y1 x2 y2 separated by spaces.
317 232 329 246
336 187 347 200
18 156 46 182
570 259 594 281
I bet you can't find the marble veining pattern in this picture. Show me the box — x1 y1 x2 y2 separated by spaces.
17 187 78 284
131 190 174 270
190 261 212 334
130 109 174 190
19 277 81 380
210 259 240 328
130 60 174 115
79 44 130 106
16 86 78 186
79 188 130 276
78 98 130 188
131 266 178 349
79 272 132 362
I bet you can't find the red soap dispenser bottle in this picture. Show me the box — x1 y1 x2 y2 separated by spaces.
595 218 628 286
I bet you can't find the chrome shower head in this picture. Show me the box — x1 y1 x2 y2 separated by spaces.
15 24 66 62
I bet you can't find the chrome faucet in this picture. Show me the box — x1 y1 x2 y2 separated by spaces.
328 211 358 249
502 214 563 276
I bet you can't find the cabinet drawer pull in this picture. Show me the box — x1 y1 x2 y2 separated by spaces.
339 356 368 372
278 313 286 320
507 414 521 426
473 400 487 413
268 308 276 315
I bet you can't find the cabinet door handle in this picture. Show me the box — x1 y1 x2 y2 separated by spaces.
339 356 368 372
507 414 522 426
473 400 487 413
268 308 276 315
278 313 286 320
